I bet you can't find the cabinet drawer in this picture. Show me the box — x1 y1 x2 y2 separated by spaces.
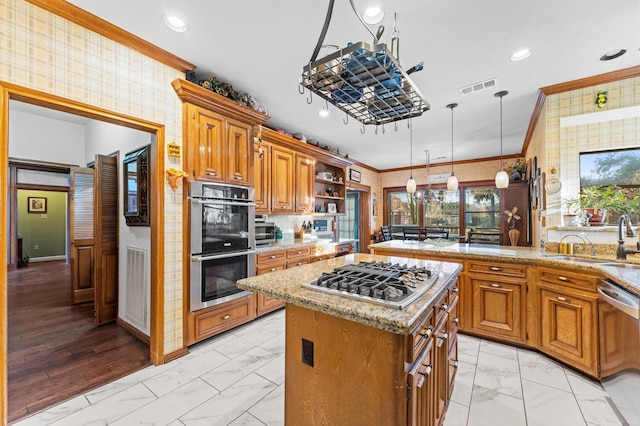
257 250 286 264
190 296 255 343
538 267 597 292
286 246 312 259
336 243 353 256
286 258 310 269
406 308 434 364
256 263 286 275
467 260 526 278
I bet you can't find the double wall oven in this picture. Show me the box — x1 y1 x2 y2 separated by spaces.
190 181 256 312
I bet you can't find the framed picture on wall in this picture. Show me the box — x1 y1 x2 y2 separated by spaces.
349 168 361 183
28 197 47 213
327 203 337 214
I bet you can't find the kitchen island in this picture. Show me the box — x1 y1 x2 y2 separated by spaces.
237 253 462 426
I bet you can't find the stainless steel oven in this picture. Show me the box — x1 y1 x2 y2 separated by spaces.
190 181 255 255
189 181 256 312
598 279 640 426
190 250 255 311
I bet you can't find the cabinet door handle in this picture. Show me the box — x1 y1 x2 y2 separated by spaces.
490 266 502 271
556 296 571 303
269 255 277 259
453 317 459 325
221 314 231 320
206 171 217 176
270 267 277 272
439 303 449 311
451 360 459 369
419 364 433 378
556 275 572 282
490 283 501 288
419 325 433 338
437 332 449 347
452 287 459 293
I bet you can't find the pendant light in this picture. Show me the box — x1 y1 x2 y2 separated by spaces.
446 103 459 191
494 91 509 189
406 118 417 194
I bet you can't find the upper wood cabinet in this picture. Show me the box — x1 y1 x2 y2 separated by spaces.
271 144 295 214
172 79 269 186
253 140 271 213
295 153 315 214
259 128 352 215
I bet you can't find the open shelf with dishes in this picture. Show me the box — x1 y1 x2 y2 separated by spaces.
314 163 346 215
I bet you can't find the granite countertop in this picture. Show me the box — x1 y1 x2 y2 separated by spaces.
237 253 462 334
368 240 640 295
255 238 357 253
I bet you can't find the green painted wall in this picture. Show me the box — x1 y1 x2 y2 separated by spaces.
17 190 67 259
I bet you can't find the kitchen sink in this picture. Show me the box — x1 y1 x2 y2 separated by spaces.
541 254 605 264
597 262 640 270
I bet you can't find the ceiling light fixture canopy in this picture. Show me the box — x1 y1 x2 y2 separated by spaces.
446 103 459 191
406 118 416 194
300 0 430 126
494 90 509 189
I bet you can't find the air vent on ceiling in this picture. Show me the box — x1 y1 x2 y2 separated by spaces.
459 78 497 95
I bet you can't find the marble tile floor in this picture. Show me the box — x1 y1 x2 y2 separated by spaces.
13 309 626 426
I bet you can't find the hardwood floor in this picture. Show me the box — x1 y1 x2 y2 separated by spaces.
7 261 150 423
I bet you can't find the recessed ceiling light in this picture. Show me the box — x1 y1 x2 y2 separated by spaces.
163 15 188 33
319 108 329 118
510 48 532 62
363 7 384 24
600 48 627 61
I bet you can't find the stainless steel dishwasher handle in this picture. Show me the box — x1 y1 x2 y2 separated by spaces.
598 285 640 320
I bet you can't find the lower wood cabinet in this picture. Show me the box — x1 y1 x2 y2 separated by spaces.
186 295 256 346
371 246 608 380
255 246 312 316
285 278 458 426
538 283 598 376
467 261 527 344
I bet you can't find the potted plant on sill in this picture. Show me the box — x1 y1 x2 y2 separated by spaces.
568 185 630 226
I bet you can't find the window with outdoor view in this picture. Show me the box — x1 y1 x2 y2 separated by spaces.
388 191 418 225
579 148 640 224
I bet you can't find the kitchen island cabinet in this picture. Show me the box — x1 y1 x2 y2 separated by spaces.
237 253 462 426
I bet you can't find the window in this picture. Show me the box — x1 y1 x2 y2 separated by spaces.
464 187 500 234
580 148 640 224
387 191 418 226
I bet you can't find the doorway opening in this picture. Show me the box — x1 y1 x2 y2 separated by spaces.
1 82 166 424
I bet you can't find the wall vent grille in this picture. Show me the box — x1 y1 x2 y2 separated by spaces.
125 246 148 330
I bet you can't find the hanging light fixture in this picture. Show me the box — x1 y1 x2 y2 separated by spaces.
446 103 459 191
406 119 417 194
494 91 509 189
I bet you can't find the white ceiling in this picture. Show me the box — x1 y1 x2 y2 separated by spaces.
65 0 639 170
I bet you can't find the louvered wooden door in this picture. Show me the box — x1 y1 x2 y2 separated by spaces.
94 154 119 324
70 167 95 304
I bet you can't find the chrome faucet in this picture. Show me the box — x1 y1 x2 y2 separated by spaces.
616 215 640 260
577 233 597 257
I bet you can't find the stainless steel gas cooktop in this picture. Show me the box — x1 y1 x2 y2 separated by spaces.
302 261 441 309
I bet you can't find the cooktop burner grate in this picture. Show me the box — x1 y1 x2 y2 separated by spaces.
303 261 440 309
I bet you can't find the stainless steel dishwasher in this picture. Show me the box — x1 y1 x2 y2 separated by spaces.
598 279 640 426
